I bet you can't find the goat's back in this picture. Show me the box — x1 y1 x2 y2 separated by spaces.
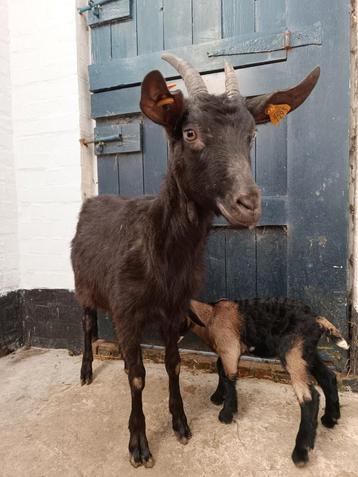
237 298 320 357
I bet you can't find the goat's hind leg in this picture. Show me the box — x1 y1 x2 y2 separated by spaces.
281 339 320 466
310 353 340 428
80 307 98 385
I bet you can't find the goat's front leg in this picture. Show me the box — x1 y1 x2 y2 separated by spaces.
210 357 225 405
216 358 238 424
80 307 98 385
121 341 154 468
163 332 192 444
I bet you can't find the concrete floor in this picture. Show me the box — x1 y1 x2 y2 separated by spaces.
1 349 358 477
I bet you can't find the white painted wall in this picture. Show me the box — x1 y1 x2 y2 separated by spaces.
2 0 95 291
0 0 19 294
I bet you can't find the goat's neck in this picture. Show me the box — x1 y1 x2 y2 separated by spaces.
152 161 213 258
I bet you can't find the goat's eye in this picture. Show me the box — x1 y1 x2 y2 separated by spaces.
183 128 197 142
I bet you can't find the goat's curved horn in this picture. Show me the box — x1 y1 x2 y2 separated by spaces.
224 61 241 99
161 53 208 97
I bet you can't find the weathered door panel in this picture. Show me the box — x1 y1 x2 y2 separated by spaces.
85 0 350 369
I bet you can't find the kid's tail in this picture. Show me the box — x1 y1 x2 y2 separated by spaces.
316 316 349 350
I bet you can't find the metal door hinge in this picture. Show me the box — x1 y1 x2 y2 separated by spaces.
78 0 131 26
207 22 322 57
80 122 142 155
78 0 113 17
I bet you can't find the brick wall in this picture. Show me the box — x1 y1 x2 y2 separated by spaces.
5 0 95 290
0 0 19 295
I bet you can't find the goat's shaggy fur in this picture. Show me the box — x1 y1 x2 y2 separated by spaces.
185 297 348 467
71 61 261 469
71 55 319 468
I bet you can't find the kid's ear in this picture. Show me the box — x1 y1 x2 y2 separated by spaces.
187 308 205 327
140 70 184 128
245 66 320 125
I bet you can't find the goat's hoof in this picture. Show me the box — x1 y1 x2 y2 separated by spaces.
218 409 234 424
80 376 93 386
175 432 191 445
321 414 338 428
292 447 309 467
129 449 154 468
210 392 224 405
174 421 192 445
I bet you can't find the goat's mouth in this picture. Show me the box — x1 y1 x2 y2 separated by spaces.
217 201 261 229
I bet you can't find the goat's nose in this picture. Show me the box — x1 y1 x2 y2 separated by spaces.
235 188 261 212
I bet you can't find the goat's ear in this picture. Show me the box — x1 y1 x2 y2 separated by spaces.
246 66 320 125
188 308 205 327
140 70 184 128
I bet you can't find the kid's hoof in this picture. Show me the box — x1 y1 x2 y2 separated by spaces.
321 414 338 428
210 392 224 405
80 361 93 385
218 409 234 424
292 447 309 467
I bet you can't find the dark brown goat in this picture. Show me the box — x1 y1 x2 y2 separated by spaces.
185 298 348 467
71 54 319 468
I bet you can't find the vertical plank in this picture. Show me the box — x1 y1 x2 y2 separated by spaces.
111 1 137 59
226 229 256 300
192 0 221 44
118 153 144 196
222 0 255 37
97 310 116 341
163 0 192 49
256 122 287 196
142 117 167 195
201 230 226 302
91 26 112 64
97 157 119 195
255 0 286 32
137 0 164 54
256 227 287 297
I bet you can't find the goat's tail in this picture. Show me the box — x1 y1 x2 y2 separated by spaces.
316 316 349 350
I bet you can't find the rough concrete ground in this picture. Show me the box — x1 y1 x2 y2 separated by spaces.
1 348 358 477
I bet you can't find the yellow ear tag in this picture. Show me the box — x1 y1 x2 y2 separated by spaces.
265 103 291 126
156 97 175 107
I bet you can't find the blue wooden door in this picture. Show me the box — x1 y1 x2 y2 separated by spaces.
84 0 350 368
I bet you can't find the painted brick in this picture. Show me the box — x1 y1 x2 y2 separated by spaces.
0 0 95 292
0 0 19 296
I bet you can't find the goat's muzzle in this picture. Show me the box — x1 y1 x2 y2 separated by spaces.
218 187 261 228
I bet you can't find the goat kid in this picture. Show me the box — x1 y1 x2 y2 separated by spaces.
184 298 348 467
71 54 319 468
